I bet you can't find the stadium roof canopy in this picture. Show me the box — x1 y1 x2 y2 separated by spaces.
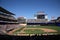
34 11 47 17
0 7 15 15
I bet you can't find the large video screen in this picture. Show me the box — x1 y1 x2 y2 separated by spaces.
37 15 45 19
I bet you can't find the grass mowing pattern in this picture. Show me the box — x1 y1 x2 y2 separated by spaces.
13 26 60 34
24 29 45 34
13 27 25 34
24 29 57 34
26 26 60 34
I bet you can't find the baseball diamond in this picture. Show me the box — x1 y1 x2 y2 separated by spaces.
7 26 60 36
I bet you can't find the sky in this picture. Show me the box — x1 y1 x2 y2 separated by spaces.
0 0 60 20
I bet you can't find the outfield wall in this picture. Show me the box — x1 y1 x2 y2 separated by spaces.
27 22 60 26
56 22 60 26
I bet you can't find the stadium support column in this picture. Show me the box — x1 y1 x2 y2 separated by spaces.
45 15 48 19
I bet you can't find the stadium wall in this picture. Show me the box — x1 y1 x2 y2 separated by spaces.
27 22 60 26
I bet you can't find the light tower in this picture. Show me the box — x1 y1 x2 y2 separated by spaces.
51 16 55 20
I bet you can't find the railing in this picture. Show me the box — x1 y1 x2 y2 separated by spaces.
27 19 47 23
0 15 16 20
0 20 8 22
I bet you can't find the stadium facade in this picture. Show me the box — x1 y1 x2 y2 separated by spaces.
27 11 48 25
0 7 19 34
27 11 60 26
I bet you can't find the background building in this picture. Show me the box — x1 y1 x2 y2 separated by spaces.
17 16 26 24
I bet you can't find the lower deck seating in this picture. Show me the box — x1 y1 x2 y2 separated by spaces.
0 24 19 34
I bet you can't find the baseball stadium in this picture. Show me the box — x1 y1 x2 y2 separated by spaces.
0 7 60 40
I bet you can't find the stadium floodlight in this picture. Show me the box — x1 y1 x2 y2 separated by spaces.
34 17 37 19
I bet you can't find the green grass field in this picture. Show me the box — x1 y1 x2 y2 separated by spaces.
13 26 60 35
24 29 46 34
